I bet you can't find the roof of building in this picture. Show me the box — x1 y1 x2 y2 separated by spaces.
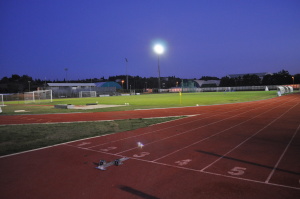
47 82 121 89
47 83 95 87
94 82 121 89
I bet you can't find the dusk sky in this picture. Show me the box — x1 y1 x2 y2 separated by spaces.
1 0 299 81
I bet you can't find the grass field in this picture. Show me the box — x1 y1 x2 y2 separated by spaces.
1 91 278 115
0 91 280 156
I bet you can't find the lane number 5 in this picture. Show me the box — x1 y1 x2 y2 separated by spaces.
228 167 246 176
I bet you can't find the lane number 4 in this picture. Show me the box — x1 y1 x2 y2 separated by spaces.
228 167 246 176
175 159 192 166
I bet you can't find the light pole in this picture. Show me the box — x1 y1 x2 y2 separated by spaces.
153 44 164 92
125 58 128 90
121 80 124 89
64 68 68 82
28 81 31 92
292 76 294 84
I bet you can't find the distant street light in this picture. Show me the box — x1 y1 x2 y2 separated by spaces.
121 80 124 89
153 44 165 92
292 76 294 84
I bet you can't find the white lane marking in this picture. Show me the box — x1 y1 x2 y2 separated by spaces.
116 99 287 156
67 144 300 190
86 103 267 149
152 98 298 162
265 123 300 183
200 102 299 172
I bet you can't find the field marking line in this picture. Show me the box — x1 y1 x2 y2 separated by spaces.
200 102 300 172
265 123 300 183
65 143 300 191
152 98 299 162
116 98 294 156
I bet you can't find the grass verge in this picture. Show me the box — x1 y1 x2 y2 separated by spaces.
0 117 181 156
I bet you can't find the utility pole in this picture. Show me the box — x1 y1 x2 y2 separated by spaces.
125 58 129 90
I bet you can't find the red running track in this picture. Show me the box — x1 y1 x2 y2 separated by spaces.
0 93 300 198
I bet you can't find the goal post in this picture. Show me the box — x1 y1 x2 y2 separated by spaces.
0 94 4 106
24 90 53 104
79 91 97 98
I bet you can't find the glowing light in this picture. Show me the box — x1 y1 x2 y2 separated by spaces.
153 44 164 54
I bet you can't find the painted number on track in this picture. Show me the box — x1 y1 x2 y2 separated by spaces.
175 159 192 166
77 142 91 147
100 146 117 152
133 152 150 158
228 167 246 176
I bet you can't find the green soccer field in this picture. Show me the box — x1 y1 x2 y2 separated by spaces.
1 91 278 115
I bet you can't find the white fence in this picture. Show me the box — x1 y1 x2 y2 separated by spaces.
169 84 299 93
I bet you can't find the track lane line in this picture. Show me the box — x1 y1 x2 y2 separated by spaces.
265 123 300 183
65 143 300 191
84 102 267 149
1 97 286 158
152 97 299 162
115 97 298 156
200 102 299 172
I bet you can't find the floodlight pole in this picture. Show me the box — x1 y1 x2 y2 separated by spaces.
153 44 164 93
125 58 128 90
157 55 161 92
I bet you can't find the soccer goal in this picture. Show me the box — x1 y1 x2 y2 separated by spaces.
0 94 4 106
79 91 97 98
24 90 53 104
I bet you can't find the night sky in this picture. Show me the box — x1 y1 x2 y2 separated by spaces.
1 0 299 81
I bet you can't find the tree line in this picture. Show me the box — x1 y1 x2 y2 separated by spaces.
219 70 299 87
0 70 299 93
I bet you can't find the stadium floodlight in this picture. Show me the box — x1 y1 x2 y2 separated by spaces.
153 44 165 92
153 44 164 54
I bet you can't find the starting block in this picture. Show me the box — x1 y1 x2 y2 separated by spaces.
95 157 129 171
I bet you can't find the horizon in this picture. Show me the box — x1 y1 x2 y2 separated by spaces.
1 69 297 83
